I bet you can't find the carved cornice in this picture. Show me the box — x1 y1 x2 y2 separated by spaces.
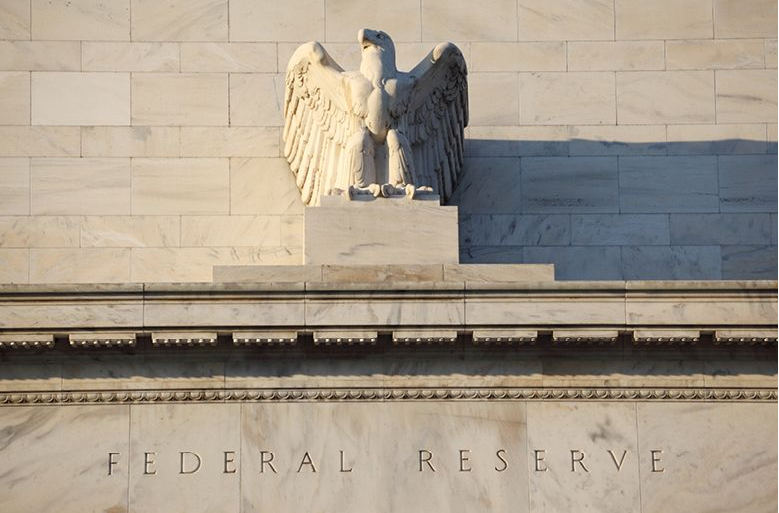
69 333 136 348
152 332 218 347
1 328 776 350
0 334 54 349
314 330 378 345
0 387 775 406
392 330 458 345
472 329 537 345
633 329 700 345
0 281 776 351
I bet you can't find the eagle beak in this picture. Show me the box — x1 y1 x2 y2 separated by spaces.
358 29 374 49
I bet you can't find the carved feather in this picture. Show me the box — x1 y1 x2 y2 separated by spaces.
400 43 468 201
284 35 467 205
284 42 362 206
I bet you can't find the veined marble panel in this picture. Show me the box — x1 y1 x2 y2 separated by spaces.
31 0 130 40
465 285 626 325
527 402 640 513
625 283 778 326
722 246 777 280
0 0 29 39
0 401 773 512
240 402 528 513
0 299 142 329
0 41 80 71
143 299 305 328
129 404 241 513
305 200 459 265
305 294 465 327
637 403 777 513
0 406 129 512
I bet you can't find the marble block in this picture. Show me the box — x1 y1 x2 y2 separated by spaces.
240 402 528 513
129 404 241 513
304 197 459 265
637 403 777 513
212 263 555 283
0 401 774 513
0 406 130 512
527 402 640 512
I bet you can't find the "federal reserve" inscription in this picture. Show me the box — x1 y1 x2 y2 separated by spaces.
107 448 666 475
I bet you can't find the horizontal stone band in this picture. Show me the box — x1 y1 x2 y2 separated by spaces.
1 387 775 406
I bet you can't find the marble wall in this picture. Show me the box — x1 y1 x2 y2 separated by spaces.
0 401 775 512
0 0 776 282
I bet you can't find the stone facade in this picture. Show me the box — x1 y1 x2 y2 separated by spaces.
0 279 776 511
0 0 776 282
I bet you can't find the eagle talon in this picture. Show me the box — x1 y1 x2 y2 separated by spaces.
380 184 394 197
348 184 383 199
379 184 412 197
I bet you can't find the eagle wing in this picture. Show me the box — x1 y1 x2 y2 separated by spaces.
399 43 468 201
284 42 363 205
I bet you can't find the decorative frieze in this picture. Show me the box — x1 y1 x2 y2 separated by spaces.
714 329 778 345
313 331 378 346
2 327 779 350
392 330 458 345
0 333 54 349
633 329 700 345
553 329 619 345
471 329 537 344
152 332 218 347
0 387 774 406
69 332 136 348
233 331 298 345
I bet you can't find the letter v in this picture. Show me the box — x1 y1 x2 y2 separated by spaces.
607 450 629 471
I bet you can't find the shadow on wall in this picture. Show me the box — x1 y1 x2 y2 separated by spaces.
449 138 778 281
3 337 777 384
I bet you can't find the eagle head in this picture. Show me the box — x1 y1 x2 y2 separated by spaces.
358 28 396 55
358 29 397 79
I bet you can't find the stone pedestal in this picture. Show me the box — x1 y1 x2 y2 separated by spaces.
304 196 459 265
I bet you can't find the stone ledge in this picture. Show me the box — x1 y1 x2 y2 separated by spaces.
1 279 774 295
0 280 775 336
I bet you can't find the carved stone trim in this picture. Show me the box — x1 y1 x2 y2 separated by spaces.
0 334 54 349
714 330 778 345
233 331 298 346
553 329 619 345
472 329 537 345
152 332 218 347
392 330 458 345
313 331 378 346
633 329 700 345
0 387 774 406
69 333 136 348
2 327 778 351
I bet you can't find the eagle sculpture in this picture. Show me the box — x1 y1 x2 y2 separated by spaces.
284 29 468 205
